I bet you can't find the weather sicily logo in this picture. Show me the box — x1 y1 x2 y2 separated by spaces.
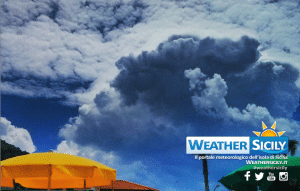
186 121 288 155
250 122 288 155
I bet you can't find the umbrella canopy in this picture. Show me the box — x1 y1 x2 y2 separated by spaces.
1 152 116 190
219 156 300 191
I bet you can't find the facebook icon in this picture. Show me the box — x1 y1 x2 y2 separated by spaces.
244 171 251 181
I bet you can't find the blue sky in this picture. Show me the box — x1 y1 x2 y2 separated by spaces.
2 0 300 190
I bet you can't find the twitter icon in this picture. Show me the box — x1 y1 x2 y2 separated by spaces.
255 172 264 181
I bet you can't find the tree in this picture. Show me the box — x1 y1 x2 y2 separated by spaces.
288 139 299 156
199 154 209 191
1 140 29 161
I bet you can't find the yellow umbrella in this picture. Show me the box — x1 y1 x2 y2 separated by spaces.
1 152 116 190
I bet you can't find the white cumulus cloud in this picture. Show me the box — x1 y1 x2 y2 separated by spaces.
1 117 36 153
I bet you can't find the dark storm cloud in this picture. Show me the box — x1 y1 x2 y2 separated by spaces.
60 35 300 158
111 36 260 119
112 35 300 124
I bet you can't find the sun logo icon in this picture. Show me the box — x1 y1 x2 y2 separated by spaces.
253 121 285 137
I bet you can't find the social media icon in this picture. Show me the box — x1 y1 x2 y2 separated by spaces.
279 172 288 181
255 172 264 181
244 171 251 181
267 172 276 181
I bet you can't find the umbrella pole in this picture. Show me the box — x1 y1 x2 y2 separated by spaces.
13 179 16 190
84 179 86 190
48 164 52 191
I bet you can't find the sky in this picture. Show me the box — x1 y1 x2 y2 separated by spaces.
1 0 300 190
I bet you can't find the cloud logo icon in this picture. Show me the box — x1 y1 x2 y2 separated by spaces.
255 172 264 181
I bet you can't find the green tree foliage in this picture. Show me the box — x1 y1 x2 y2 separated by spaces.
288 139 299 156
1 139 29 161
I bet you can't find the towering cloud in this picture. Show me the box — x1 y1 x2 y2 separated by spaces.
112 36 299 121
112 36 259 114
59 35 300 158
